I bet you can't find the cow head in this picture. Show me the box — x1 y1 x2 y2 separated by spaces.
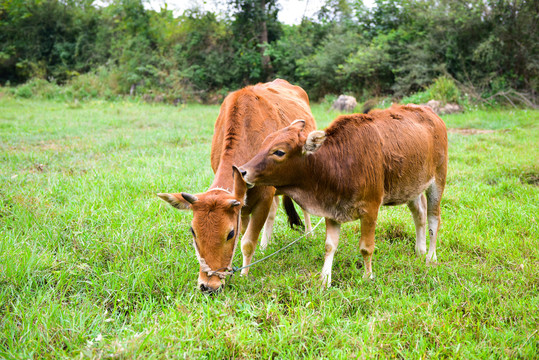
239 119 326 188
157 166 247 294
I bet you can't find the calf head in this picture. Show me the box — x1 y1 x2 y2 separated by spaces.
158 166 247 294
240 119 326 187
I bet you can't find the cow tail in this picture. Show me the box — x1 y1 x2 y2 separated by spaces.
282 195 304 231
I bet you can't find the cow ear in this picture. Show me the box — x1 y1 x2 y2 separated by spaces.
232 166 247 204
157 193 196 210
303 130 326 155
289 119 306 132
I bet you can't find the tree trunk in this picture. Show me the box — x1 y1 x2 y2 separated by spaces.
259 0 272 75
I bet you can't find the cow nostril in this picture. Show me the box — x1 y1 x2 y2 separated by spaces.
240 169 247 177
199 283 223 294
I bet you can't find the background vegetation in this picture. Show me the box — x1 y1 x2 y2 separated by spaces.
1 0 538 105
1 98 538 358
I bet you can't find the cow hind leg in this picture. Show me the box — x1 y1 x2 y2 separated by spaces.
240 196 273 276
407 193 427 256
259 197 279 251
321 218 341 288
425 182 444 264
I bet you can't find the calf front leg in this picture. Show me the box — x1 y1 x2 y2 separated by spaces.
321 218 341 288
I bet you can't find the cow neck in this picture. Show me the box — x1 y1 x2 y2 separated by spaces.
209 156 236 192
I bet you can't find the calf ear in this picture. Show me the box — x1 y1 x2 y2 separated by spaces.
303 130 326 155
157 193 195 210
232 166 247 204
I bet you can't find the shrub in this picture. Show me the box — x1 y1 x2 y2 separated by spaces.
402 76 461 105
428 76 460 104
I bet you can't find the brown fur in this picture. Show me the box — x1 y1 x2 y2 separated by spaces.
159 79 316 292
241 104 448 285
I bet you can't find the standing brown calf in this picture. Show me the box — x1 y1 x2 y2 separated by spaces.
158 79 316 293
240 104 448 287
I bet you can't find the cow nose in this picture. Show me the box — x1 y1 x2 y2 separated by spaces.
239 169 247 177
200 283 221 294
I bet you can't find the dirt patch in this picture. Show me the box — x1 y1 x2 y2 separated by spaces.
378 223 412 243
448 128 498 135
521 172 539 186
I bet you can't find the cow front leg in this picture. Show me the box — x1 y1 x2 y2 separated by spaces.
303 209 312 235
240 196 273 276
321 218 341 288
407 193 427 256
359 210 378 280
259 197 279 251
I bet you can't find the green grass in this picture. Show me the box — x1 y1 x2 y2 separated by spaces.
1 97 538 358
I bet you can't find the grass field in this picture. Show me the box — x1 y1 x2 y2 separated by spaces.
1 97 538 359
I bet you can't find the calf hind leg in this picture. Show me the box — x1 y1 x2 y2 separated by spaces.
425 182 444 264
407 193 427 256
359 210 378 280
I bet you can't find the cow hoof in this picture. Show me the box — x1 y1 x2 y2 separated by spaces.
415 247 427 256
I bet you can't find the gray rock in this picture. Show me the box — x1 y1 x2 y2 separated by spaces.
423 99 462 115
332 95 357 112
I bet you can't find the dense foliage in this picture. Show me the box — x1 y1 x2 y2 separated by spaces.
1 0 537 103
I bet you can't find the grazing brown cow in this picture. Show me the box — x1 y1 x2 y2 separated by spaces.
158 79 316 293
240 104 448 287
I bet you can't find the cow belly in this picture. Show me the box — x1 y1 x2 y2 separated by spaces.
382 177 434 206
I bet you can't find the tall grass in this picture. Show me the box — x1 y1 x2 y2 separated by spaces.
1 98 538 358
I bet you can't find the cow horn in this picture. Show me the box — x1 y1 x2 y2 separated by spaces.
180 192 198 204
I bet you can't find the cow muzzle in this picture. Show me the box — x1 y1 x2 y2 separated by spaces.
199 283 223 294
198 274 225 294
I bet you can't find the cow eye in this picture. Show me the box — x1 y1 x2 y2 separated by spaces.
227 229 235 240
189 227 196 238
273 150 285 157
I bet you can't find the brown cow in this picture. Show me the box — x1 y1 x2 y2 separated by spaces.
239 104 448 287
158 79 316 293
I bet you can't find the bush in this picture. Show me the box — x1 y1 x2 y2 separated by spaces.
12 78 63 99
402 76 461 105
428 76 460 104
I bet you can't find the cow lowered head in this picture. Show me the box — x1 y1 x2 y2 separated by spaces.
240 119 325 189
157 166 247 294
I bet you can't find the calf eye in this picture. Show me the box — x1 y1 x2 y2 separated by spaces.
273 150 285 157
227 229 235 240
189 227 196 238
